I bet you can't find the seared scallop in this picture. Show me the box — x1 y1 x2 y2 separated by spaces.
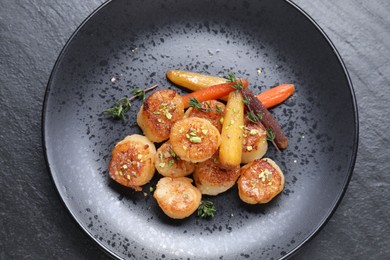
241 114 268 163
170 117 221 163
184 100 225 132
108 134 156 191
153 177 202 219
137 89 184 143
154 141 195 177
238 158 284 204
193 154 240 196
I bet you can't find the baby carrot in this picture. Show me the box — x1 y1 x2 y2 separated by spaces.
257 84 295 109
242 88 289 150
181 79 249 108
167 70 227 92
219 91 244 168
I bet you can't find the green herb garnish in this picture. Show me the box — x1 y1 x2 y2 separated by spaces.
104 84 158 120
216 105 223 113
232 82 243 91
169 149 178 159
266 128 275 141
202 102 212 112
197 200 216 218
256 113 263 120
247 111 256 123
226 72 243 93
188 98 212 112
130 87 148 101
247 111 257 123
226 71 237 83
104 97 131 121
188 97 202 110
242 96 251 104
247 110 263 123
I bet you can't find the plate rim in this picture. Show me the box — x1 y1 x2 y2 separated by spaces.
279 1 359 259
41 0 359 259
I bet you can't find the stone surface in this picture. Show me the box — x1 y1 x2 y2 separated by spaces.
0 0 389 259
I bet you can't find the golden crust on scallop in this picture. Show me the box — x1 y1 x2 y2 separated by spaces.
137 89 184 143
184 100 225 132
154 141 195 177
237 158 284 204
241 114 268 163
153 177 202 219
109 134 156 191
193 154 240 196
170 117 221 163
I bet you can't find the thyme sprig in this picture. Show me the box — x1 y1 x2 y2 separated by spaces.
242 96 251 105
188 98 212 112
197 200 216 218
266 128 276 142
104 84 158 120
226 71 237 83
169 148 178 159
130 87 147 101
188 97 202 110
128 84 158 102
104 97 131 121
247 110 263 123
216 105 223 113
226 72 243 92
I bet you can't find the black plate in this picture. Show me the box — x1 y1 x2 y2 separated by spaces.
43 0 358 259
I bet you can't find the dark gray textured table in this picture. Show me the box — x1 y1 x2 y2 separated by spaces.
1 0 389 259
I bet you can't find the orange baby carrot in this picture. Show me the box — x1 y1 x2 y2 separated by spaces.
181 79 249 108
257 84 295 109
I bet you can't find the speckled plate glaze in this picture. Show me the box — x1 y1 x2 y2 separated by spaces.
43 0 358 259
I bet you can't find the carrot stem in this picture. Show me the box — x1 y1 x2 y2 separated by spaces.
181 79 249 108
257 84 295 109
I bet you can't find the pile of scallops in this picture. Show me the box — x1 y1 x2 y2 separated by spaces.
109 89 285 219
